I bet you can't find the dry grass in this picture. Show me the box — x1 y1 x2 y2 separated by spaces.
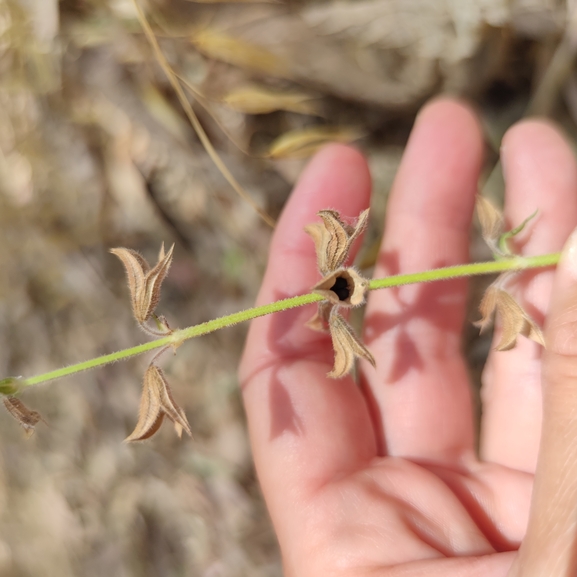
0 0 575 574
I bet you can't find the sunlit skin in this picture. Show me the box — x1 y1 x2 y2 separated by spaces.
239 98 577 577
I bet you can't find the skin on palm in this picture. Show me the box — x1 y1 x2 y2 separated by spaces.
239 99 577 577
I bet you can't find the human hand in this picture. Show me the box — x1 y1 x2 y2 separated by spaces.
239 98 577 577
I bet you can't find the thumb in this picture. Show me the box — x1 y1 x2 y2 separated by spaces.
510 228 577 577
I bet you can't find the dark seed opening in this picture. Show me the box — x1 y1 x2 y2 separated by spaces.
330 276 350 301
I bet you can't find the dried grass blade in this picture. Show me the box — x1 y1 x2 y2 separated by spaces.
267 126 363 159
174 75 252 159
222 85 319 116
191 29 289 77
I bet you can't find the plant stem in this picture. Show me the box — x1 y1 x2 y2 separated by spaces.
368 253 559 289
21 252 560 388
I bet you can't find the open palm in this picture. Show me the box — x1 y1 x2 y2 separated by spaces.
239 99 577 577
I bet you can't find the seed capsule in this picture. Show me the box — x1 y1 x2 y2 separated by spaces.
330 277 350 301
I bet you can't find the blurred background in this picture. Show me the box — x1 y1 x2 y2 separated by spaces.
0 0 575 575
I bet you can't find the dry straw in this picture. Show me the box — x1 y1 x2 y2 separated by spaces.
130 0 276 228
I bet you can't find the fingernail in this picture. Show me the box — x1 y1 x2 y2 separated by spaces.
559 227 577 280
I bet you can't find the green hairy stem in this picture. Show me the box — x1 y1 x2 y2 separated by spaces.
19 252 560 388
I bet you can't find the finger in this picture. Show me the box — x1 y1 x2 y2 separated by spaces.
480 121 577 472
363 98 483 461
239 145 375 535
507 229 577 577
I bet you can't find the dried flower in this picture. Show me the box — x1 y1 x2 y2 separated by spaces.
110 243 174 332
305 209 371 333
3 396 45 438
305 208 369 275
328 309 375 378
305 209 375 377
475 285 545 351
125 364 192 442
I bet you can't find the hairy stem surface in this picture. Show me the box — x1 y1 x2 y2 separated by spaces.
21 253 560 387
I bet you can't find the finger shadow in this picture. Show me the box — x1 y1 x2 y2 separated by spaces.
241 288 334 441
364 250 469 382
